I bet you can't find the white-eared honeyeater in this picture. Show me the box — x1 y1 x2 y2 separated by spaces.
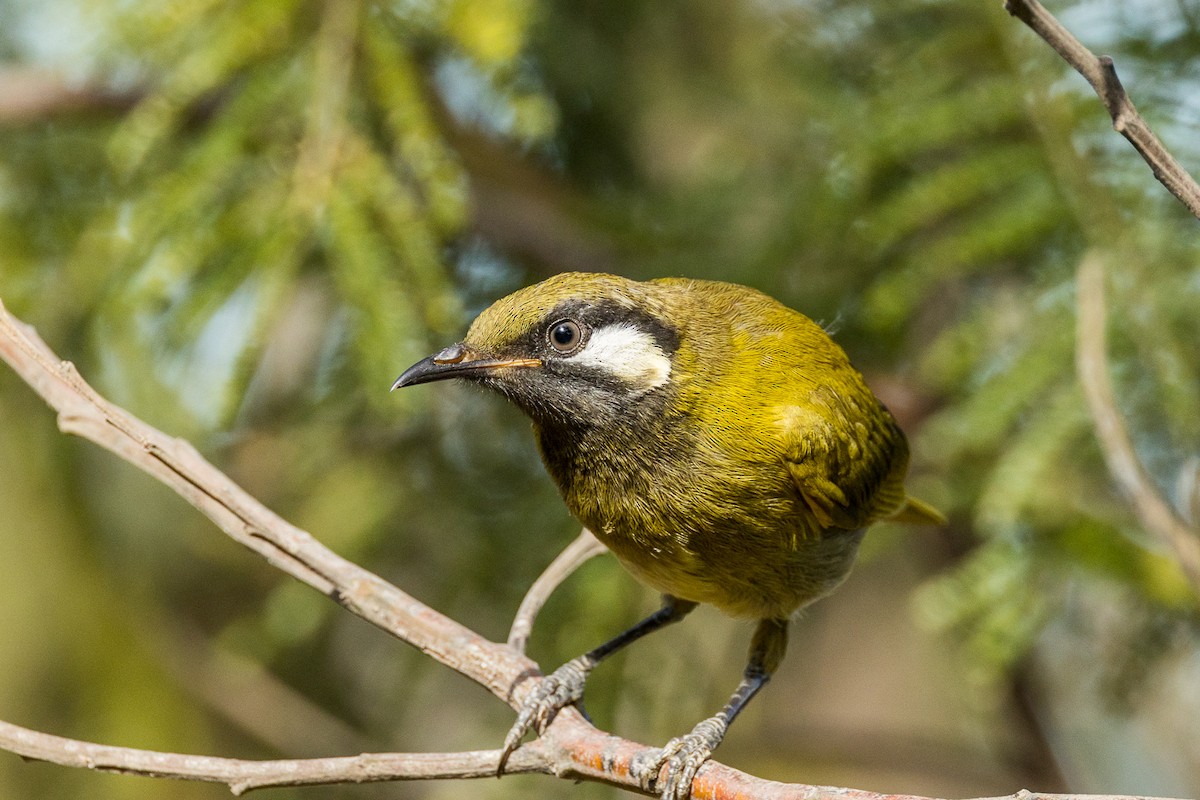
393 272 942 800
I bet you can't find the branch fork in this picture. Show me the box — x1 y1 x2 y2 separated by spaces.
1004 0 1200 219
1 278 1193 799
0 1 1198 796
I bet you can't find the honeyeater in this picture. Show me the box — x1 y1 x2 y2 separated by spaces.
393 272 942 800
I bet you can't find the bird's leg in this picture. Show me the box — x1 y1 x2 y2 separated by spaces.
497 595 697 775
632 617 788 800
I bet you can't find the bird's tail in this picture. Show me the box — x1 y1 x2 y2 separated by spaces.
887 495 946 526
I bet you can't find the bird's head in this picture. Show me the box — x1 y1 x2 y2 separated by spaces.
392 273 683 427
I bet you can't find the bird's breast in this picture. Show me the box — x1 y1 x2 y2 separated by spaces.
534 417 858 618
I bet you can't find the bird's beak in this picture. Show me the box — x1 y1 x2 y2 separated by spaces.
391 343 541 390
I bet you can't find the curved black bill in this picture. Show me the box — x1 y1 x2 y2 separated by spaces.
391 344 541 391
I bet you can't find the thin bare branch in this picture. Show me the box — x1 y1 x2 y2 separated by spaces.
159 624 374 756
0 68 140 124
0 295 918 798
0 714 1188 800
0 298 531 702
1075 255 1200 593
3 295 1196 800
509 528 608 652
0 718 549 795
1004 0 1200 221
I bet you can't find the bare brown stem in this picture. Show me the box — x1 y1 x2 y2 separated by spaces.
0 710 1188 800
0 297 914 798
0 302 530 701
0 718 549 794
2 293 1195 799
0 68 140 124
509 528 608 652
1075 255 1200 593
1004 0 1200 221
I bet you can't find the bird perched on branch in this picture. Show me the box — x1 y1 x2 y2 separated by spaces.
393 272 942 799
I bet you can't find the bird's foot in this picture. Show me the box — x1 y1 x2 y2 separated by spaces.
497 656 593 775
630 714 728 800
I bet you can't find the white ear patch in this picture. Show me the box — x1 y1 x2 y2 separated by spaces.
574 323 671 390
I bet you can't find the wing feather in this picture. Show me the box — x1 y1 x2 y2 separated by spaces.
782 387 914 533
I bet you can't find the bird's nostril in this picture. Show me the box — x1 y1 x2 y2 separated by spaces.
433 343 468 364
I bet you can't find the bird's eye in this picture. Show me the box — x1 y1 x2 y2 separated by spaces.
547 319 584 354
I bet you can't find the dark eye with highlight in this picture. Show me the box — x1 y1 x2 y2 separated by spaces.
547 319 584 354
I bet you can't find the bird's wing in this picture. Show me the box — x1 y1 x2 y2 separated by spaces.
782 396 912 533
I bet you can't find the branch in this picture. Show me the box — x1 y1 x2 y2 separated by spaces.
2 295 1194 800
0 68 140 124
0 718 548 794
1004 0 1200 221
509 528 607 652
0 299 530 702
1074 256 1200 594
0 295 921 798
1 713 1189 800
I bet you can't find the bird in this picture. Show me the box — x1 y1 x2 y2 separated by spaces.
392 272 943 799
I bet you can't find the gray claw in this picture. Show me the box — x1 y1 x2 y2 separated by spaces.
633 715 728 800
497 657 593 775
630 746 666 793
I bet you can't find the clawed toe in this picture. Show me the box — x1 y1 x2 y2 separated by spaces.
630 715 728 800
497 657 593 775
630 746 667 793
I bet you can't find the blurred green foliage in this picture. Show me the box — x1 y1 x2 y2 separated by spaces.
1 0 1199 798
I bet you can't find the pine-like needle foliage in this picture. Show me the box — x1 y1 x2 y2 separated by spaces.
6 0 558 433
1 0 1199 796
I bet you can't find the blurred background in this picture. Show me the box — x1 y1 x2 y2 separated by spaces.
1 1 1199 798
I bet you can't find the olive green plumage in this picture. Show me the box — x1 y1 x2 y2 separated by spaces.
393 271 942 798
446 272 939 618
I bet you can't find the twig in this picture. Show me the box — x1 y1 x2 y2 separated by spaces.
508 528 608 652
1004 0 1200 221
3 295 1196 800
157 623 374 756
0 714 1188 800
0 299 531 703
0 295 926 798
1075 255 1200 593
0 68 140 124
0 718 548 795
